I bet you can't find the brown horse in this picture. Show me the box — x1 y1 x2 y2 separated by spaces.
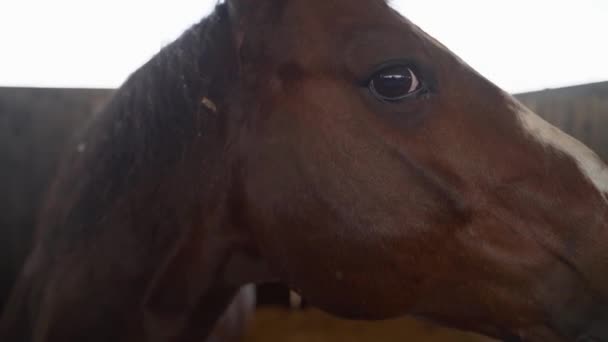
0 88 255 342
2 1 607 341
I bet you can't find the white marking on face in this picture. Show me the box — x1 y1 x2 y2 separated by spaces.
515 100 608 196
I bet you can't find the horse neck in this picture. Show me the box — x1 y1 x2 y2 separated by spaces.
19 6 258 339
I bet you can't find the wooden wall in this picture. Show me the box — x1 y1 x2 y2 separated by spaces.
0 88 111 305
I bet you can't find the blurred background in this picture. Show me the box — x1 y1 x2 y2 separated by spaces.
2 0 607 92
1 1 607 341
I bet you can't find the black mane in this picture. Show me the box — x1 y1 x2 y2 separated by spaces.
39 4 236 248
0 6 241 339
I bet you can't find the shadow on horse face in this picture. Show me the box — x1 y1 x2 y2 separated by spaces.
227 0 608 340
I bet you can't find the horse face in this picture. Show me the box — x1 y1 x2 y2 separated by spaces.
228 0 608 339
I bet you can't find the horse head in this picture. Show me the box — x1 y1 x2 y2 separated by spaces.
225 1 608 340
2 1 606 341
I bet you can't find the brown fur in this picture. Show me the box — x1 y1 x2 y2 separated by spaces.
1 1 607 341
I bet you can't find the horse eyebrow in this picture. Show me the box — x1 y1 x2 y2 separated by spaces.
342 28 414 75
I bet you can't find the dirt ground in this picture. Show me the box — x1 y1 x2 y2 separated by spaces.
245 308 496 342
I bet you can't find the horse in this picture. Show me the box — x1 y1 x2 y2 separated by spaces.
1 0 607 341
0 89 257 341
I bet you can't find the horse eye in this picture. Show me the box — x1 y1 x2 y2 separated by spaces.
368 65 422 102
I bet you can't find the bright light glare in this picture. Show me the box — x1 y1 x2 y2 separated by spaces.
0 0 606 93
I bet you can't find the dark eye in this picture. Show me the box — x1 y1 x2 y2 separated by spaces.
368 65 422 102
